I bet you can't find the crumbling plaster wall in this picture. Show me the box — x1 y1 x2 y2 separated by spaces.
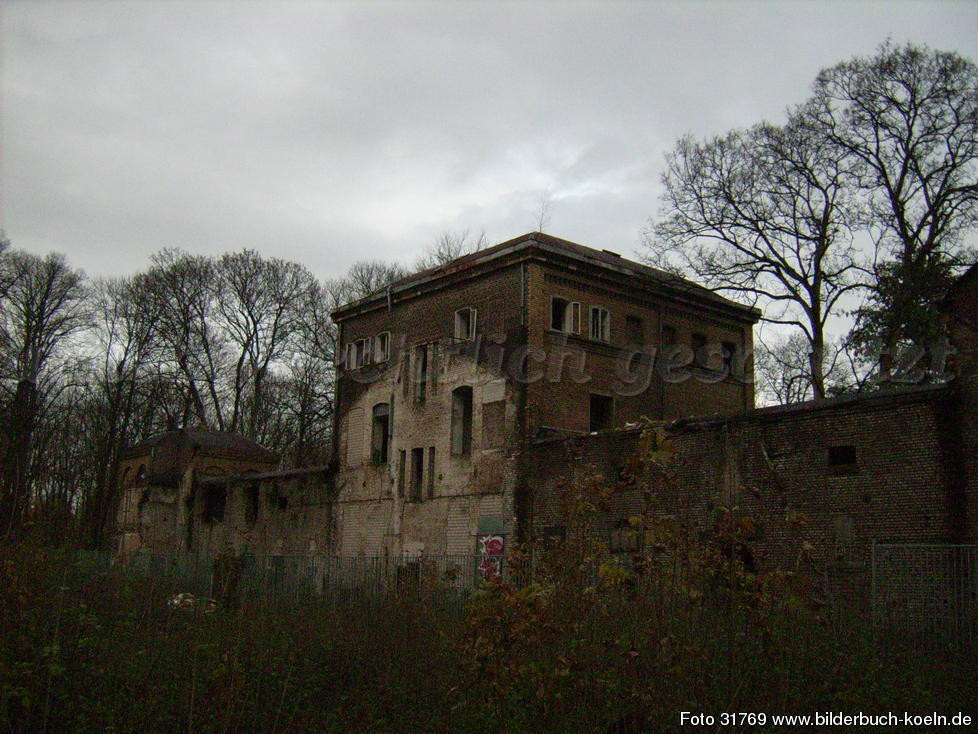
115 451 277 555
334 346 519 556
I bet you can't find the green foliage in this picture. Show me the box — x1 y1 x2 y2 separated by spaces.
458 425 976 729
849 255 960 381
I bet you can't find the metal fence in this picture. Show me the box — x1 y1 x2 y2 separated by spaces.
871 543 978 650
116 543 978 649
127 550 516 605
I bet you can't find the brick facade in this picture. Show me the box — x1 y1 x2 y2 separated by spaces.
527 384 970 597
115 239 977 580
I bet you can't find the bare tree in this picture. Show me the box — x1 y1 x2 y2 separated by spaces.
138 249 227 429
77 276 159 547
414 230 487 270
341 260 410 301
754 331 855 405
533 189 555 232
216 250 317 436
645 112 864 399
0 251 88 538
809 41 978 380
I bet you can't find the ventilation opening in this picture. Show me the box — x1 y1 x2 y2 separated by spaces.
828 445 859 476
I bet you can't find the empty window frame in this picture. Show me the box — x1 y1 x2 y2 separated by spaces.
451 386 474 455
454 307 477 341
722 341 737 375
413 345 428 401
245 482 260 523
625 315 644 344
692 332 708 368
203 484 227 523
589 393 614 432
661 324 677 348
356 338 371 368
409 447 425 501
371 403 390 464
550 297 582 334
345 338 371 369
589 306 610 342
427 446 436 499
374 332 391 363
828 445 859 476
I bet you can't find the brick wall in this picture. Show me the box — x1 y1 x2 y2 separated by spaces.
524 260 754 436
527 385 958 597
332 261 527 556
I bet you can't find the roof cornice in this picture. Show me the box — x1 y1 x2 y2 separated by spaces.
331 234 760 324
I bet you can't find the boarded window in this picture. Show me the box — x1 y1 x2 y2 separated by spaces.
451 386 474 455
413 346 428 401
454 307 477 340
482 400 506 449
828 445 859 476
371 403 390 464
346 407 364 467
589 393 613 432
589 306 610 342
410 447 424 501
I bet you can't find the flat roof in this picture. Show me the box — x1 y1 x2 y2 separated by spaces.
331 232 761 322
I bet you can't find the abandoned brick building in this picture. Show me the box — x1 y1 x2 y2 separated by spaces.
114 234 978 581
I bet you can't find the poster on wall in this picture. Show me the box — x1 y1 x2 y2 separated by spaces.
477 534 504 580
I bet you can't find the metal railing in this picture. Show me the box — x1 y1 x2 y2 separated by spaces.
127 550 516 605
871 543 978 650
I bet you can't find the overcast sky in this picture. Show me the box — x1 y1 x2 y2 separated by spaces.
2 1 977 283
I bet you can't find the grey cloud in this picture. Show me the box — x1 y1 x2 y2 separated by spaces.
2 0 976 280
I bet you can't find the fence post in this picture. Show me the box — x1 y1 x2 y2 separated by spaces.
870 539 877 655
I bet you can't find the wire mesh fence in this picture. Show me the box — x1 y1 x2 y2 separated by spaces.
872 543 978 651
125 550 519 607
106 542 978 650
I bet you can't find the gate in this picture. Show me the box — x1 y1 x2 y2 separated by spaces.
871 543 978 650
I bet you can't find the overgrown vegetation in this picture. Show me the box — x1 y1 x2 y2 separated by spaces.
3 428 974 732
